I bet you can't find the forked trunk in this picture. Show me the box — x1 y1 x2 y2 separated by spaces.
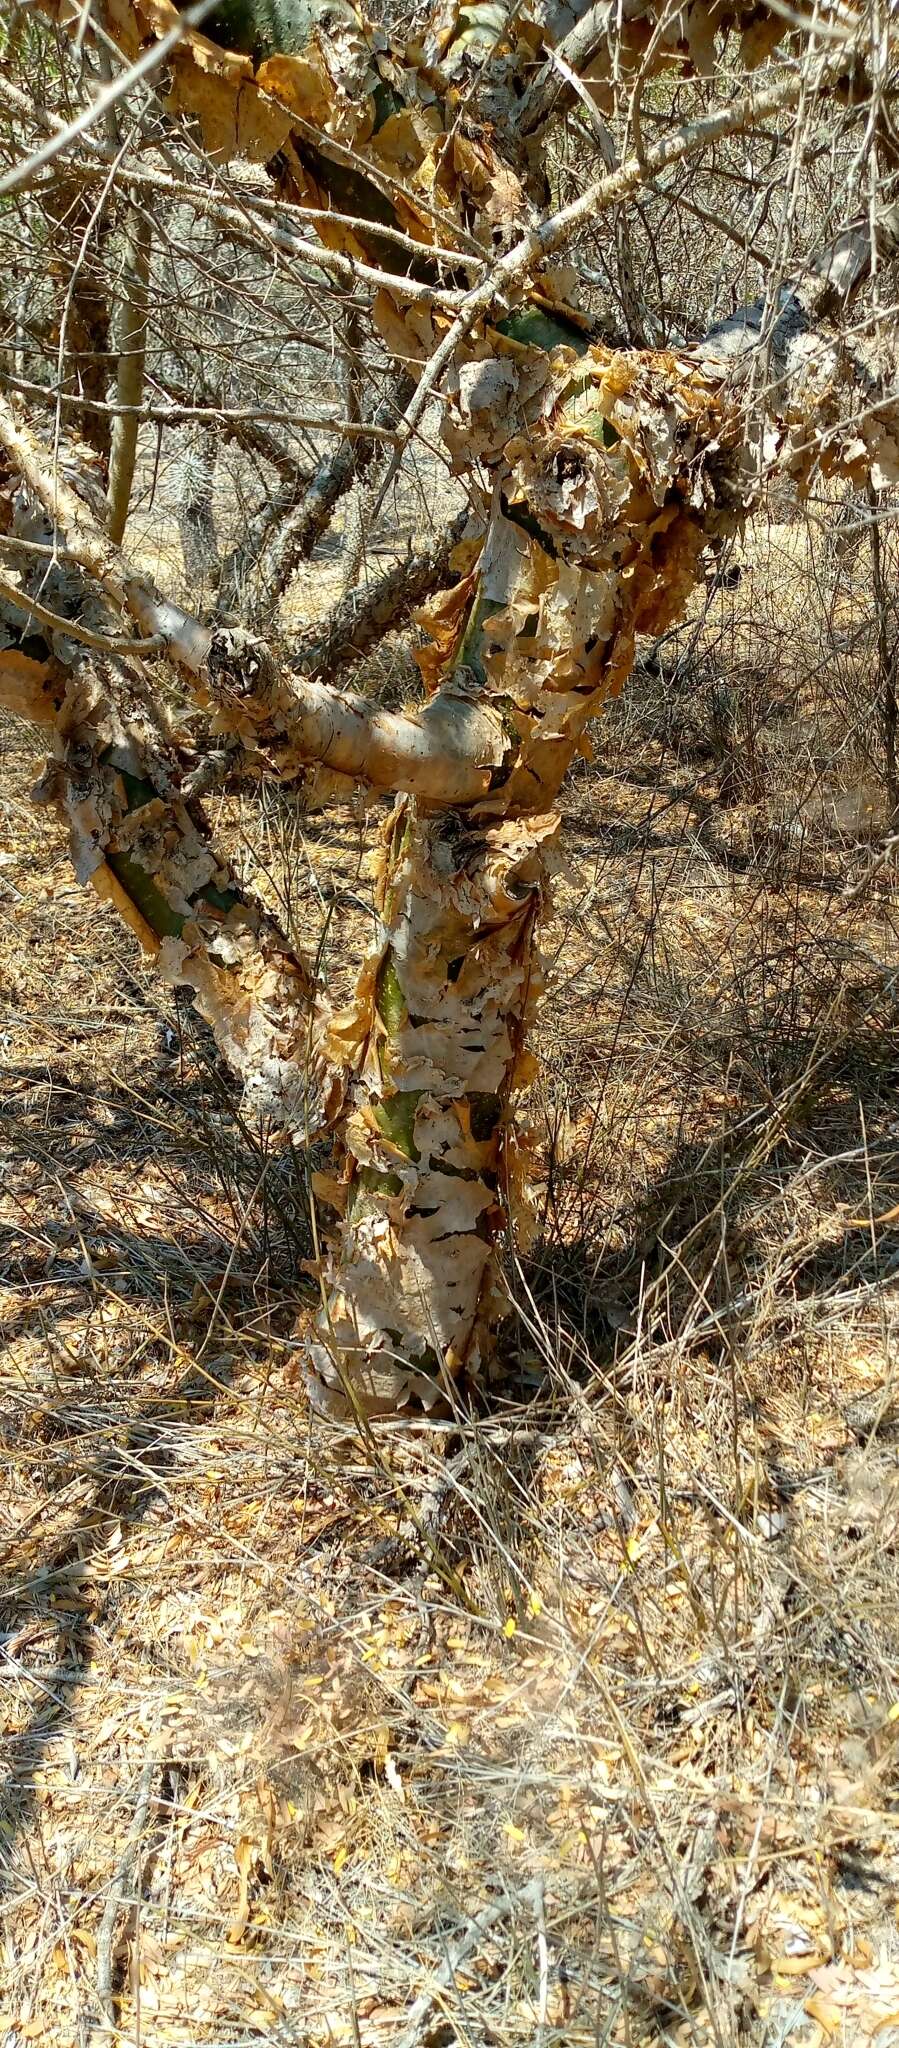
304 338 733 1414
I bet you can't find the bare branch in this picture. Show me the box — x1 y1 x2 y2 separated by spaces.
252 374 413 615
296 511 469 687
0 378 404 445
0 398 504 804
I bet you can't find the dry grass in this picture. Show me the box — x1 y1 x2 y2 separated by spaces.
2 508 899 2048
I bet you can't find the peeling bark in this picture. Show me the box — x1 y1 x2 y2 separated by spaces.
0 647 334 1135
302 303 899 1411
307 798 553 1416
200 625 509 801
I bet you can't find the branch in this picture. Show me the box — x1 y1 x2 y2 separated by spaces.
251 373 413 615
0 0 217 199
159 375 310 485
202 624 506 803
370 44 864 515
0 643 335 1139
0 398 505 804
136 178 464 308
520 0 648 137
0 566 163 656
397 1883 546 2048
671 162 899 450
1 377 403 446
295 511 469 687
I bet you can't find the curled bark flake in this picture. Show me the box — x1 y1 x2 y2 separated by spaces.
0 647 66 724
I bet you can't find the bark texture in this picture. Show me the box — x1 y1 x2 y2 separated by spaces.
43 178 113 468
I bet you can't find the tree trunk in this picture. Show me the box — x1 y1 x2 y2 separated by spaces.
304 432 717 1413
107 202 152 545
307 791 552 1416
44 179 113 469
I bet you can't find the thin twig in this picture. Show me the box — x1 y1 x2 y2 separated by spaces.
840 828 899 906
0 568 163 655
398 1882 544 2048
0 0 217 198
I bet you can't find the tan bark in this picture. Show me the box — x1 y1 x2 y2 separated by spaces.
308 795 554 1415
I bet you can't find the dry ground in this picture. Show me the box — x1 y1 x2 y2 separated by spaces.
1 508 899 2048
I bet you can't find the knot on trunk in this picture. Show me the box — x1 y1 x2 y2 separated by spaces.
206 623 281 704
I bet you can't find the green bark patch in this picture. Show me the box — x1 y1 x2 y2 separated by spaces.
204 0 359 60
575 409 621 448
200 881 242 915
556 370 621 445
105 849 186 940
119 766 158 812
454 589 507 685
372 1089 421 1161
358 1165 404 1197
495 308 592 358
376 955 407 1035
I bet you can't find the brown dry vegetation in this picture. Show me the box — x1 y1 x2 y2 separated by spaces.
2 503 899 2047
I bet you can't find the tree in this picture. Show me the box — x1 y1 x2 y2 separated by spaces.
1 0 897 1416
